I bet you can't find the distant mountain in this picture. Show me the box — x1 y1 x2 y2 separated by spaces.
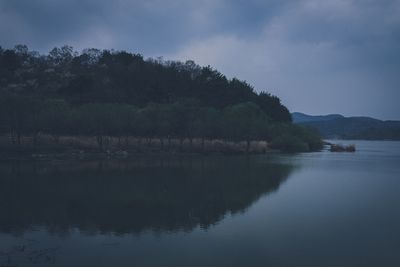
291 112 344 123
292 113 400 140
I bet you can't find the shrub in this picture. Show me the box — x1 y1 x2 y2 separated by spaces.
270 134 310 152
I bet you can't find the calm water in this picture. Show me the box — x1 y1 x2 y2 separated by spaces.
0 141 399 266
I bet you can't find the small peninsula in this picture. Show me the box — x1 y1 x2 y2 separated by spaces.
0 45 322 157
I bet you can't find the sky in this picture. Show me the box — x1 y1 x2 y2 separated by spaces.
1 0 399 120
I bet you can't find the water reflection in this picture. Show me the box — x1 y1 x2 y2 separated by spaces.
0 156 294 235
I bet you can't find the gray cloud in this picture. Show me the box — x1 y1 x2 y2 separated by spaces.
1 0 399 119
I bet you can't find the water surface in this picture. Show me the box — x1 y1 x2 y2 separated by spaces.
0 141 399 266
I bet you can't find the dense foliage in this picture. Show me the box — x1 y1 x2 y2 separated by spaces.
0 45 322 152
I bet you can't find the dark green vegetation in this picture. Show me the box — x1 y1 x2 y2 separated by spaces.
0 157 292 234
292 112 400 140
0 45 322 153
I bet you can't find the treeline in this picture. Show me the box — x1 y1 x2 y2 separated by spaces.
0 95 321 152
0 45 322 152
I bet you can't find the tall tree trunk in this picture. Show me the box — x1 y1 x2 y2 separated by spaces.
96 135 103 151
33 132 39 147
53 134 60 144
104 136 110 151
125 136 129 147
17 131 21 146
11 130 16 145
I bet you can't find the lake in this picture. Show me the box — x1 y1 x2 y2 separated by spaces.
0 140 399 266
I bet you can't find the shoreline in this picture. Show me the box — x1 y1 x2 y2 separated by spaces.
0 134 281 160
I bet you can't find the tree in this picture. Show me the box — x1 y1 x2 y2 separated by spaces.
223 102 270 152
0 94 42 145
48 45 75 66
37 99 70 143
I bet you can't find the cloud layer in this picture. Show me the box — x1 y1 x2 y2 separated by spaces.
1 0 399 119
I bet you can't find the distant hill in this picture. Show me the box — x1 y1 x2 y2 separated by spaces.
292 113 400 140
291 112 344 123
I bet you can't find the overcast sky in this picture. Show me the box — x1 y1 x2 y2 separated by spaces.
1 0 399 120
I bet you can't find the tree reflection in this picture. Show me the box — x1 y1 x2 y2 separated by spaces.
0 156 294 235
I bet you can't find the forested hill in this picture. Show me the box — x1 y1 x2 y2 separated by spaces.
0 45 290 122
0 45 322 153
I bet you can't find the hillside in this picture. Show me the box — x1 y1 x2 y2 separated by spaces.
292 113 400 140
0 45 323 153
0 45 291 122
